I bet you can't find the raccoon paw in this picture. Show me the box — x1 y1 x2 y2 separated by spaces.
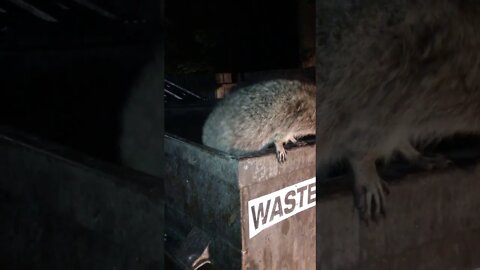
276 149 287 163
354 175 389 224
274 140 288 163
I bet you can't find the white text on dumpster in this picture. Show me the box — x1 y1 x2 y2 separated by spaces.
248 177 316 238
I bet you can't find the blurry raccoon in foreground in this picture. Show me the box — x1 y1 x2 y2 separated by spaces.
119 50 163 178
317 0 480 222
202 79 316 163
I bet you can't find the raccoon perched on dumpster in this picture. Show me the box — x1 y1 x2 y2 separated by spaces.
317 0 480 222
202 79 316 163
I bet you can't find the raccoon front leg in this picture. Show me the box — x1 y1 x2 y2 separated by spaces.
271 133 288 163
294 140 308 147
274 134 308 163
398 141 452 170
274 133 296 163
285 134 307 147
350 153 389 222
274 140 287 163
415 155 452 169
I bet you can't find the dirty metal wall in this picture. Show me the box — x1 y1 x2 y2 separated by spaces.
317 165 480 270
164 134 242 269
0 128 164 269
164 134 315 269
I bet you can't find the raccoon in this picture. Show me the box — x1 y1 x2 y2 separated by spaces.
119 50 164 177
317 0 480 221
202 79 316 162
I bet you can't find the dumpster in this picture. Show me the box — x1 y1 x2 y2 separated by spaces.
315 134 480 270
164 132 316 269
0 127 164 269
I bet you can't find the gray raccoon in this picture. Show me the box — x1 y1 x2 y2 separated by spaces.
119 50 164 178
317 0 480 221
202 79 316 162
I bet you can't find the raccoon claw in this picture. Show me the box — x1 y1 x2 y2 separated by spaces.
274 140 288 163
276 149 287 163
415 154 452 170
354 177 388 223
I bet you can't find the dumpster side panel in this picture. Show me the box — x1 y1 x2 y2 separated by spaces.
0 132 164 269
317 166 480 270
239 145 316 269
164 135 243 268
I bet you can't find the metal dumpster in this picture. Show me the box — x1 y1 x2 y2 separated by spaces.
0 127 164 269
164 133 316 269
315 134 480 270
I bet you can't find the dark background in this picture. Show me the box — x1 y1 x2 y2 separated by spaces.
165 0 303 74
0 1 163 163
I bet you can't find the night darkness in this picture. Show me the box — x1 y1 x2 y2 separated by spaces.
165 0 302 74
0 1 163 163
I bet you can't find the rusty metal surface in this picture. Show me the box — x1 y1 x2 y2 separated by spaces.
239 145 316 269
316 164 480 270
164 133 316 269
238 144 315 187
